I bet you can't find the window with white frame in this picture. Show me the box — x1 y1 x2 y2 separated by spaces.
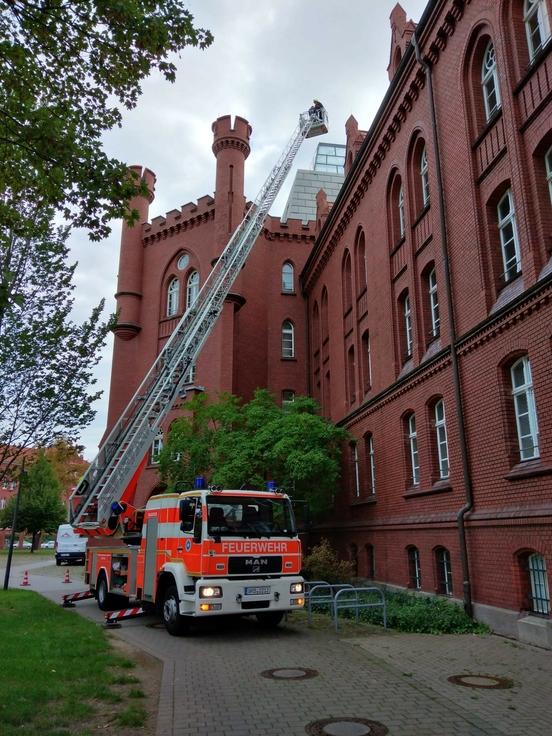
408 546 422 589
545 146 552 204
434 399 449 479
351 443 360 498
527 552 550 614
151 434 163 464
167 278 179 317
403 292 413 359
497 189 521 282
186 271 200 309
282 320 294 358
436 547 453 595
428 268 440 338
481 41 501 121
282 389 295 405
511 356 540 460
420 146 430 207
282 262 294 292
525 0 551 60
0 499 5 510
407 413 420 485
398 184 405 238
365 433 376 494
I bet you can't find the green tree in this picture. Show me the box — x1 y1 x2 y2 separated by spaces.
0 218 110 483
0 0 213 247
0 452 67 550
159 390 348 515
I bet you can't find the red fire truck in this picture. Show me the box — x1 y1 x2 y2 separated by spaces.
85 486 305 634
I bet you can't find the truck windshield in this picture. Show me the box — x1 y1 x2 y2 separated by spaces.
207 496 296 538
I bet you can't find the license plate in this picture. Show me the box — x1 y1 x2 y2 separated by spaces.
244 586 271 596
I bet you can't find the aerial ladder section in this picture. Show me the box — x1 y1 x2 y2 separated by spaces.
70 105 328 533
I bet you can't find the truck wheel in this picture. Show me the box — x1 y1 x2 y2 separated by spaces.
256 611 284 628
163 585 190 636
96 573 121 612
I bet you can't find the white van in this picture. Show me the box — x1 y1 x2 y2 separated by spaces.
55 524 87 566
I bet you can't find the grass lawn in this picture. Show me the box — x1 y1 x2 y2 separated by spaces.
0 590 151 736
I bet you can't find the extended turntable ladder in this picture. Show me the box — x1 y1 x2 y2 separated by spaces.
70 106 328 531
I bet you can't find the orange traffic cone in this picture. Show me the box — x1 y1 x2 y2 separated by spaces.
20 570 30 586
63 568 71 584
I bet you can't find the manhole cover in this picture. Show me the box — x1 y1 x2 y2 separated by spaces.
305 718 388 736
448 674 514 689
261 667 318 680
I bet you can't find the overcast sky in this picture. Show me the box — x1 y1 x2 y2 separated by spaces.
70 0 428 459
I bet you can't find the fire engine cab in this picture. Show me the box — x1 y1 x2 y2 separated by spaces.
85 487 305 635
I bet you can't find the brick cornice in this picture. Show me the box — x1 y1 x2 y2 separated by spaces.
143 209 215 246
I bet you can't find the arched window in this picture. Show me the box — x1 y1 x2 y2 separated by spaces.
481 41 501 121
342 250 353 314
428 267 440 339
435 547 453 595
350 442 360 497
186 271 200 309
407 546 422 589
282 262 294 293
525 0 551 60
401 291 413 360
545 145 552 203
497 189 521 282
355 229 367 295
167 278 179 317
361 330 372 393
511 356 540 460
420 146 430 207
434 399 449 479
347 345 356 405
350 543 359 577
151 433 163 464
364 432 376 495
282 320 295 358
398 184 406 238
527 552 550 614
365 543 375 579
406 413 420 485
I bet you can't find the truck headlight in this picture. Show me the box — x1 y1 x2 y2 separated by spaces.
290 582 304 594
199 586 222 598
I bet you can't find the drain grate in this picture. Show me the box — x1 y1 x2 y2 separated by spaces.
305 717 388 736
261 667 318 680
448 674 514 689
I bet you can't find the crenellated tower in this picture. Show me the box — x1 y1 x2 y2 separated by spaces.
211 115 251 254
113 165 156 340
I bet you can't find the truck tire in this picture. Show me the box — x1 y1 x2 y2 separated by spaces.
256 611 284 628
162 585 190 636
96 573 123 612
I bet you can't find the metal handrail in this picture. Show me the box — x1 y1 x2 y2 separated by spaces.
333 586 387 632
306 583 353 624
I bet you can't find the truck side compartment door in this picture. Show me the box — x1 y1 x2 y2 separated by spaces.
143 516 158 601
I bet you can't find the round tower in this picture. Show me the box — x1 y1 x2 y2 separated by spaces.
212 115 251 252
113 165 156 340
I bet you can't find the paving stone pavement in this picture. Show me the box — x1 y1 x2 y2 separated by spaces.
4 560 551 736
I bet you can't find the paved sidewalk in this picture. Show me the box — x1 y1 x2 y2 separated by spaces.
5 560 552 736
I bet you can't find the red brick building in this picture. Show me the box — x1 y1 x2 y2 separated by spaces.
107 0 552 644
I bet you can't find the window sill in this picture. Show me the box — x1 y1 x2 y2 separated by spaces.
505 459 552 482
281 290 296 296
472 108 503 149
350 496 377 507
281 357 297 362
412 203 430 228
404 480 453 499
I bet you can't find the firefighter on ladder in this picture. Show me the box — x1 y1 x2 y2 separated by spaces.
309 99 324 120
